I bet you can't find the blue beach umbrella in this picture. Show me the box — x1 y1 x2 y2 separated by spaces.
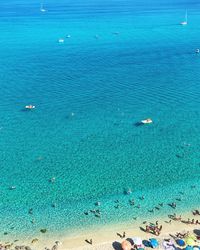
149 238 159 248
185 246 193 250
177 239 185 247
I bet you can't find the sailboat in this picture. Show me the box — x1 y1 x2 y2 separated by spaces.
180 10 187 25
40 3 46 12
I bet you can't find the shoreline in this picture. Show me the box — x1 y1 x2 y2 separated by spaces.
5 210 200 250
61 211 200 250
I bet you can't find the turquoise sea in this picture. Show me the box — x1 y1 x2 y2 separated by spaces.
1 0 200 242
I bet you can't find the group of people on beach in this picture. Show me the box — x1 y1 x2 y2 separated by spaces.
187 218 200 225
170 213 182 221
0 244 32 250
145 221 163 236
170 212 200 225
0 241 61 250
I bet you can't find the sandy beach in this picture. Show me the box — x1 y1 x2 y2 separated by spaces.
65 217 199 250
17 211 199 250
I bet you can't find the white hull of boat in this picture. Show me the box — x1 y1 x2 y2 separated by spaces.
141 119 152 124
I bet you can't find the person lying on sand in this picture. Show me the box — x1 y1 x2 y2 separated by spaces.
85 239 93 245
117 232 126 239
175 231 189 238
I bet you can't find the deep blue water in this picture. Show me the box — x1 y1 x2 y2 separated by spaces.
1 0 200 242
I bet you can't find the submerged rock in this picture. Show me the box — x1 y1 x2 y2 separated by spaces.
40 228 47 233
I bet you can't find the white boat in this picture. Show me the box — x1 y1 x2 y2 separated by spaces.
196 49 200 53
58 38 64 43
141 118 153 124
66 35 71 38
180 10 187 25
25 105 35 109
40 3 46 12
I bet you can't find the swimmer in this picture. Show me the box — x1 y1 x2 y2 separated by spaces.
49 177 56 183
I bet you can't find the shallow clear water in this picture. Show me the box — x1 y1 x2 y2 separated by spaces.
1 0 200 241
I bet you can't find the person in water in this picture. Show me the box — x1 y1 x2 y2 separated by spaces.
171 202 176 208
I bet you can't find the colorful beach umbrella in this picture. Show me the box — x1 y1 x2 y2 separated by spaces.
187 235 197 240
121 240 132 250
149 238 159 248
193 246 200 250
177 239 185 247
163 240 175 250
165 245 174 250
132 237 143 246
185 237 195 246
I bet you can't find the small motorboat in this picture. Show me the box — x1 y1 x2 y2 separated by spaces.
58 38 64 43
180 21 187 25
141 118 153 124
25 105 35 109
40 3 46 12
40 7 46 12
9 186 16 190
66 35 71 38
180 10 188 26
196 49 200 53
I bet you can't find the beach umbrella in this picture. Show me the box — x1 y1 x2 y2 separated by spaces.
177 239 185 247
185 237 195 246
121 240 132 250
149 238 159 248
193 246 200 250
165 245 174 250
185 246 193 250
132 237 143 246
163 240 175 250
187 235 197 241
